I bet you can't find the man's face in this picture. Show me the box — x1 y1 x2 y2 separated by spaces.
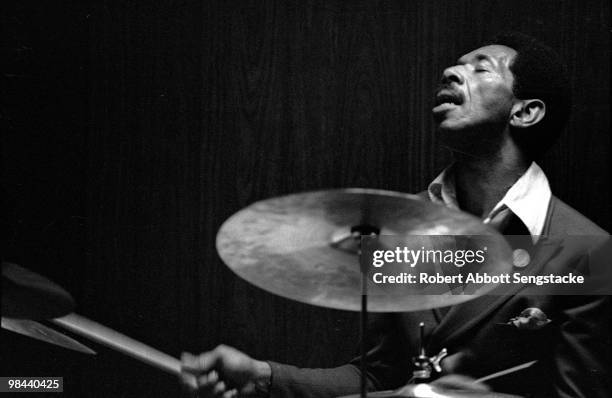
433 45 518 135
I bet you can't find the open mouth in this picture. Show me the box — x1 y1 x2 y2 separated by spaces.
434 90 464 107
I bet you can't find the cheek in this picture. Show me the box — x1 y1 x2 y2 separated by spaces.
478 88 513 115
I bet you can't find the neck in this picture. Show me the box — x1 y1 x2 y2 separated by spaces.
452 139 529 218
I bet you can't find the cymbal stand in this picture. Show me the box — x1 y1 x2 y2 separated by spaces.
330 225 380 398
411 322 447 383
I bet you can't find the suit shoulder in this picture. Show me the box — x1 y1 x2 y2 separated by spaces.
547 196 609 236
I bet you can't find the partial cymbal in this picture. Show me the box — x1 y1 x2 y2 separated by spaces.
2 262 75 319
216 188 513 312
337 383 520 398
1 264 182 375
2 317 96 355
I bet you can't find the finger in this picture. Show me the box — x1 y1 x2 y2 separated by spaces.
197 371 219 390
183 351 221 374
212 381 227 397
181 352 199 374
197 350 221 372
179 353 199 390
222 388 238 398
179 371 198 395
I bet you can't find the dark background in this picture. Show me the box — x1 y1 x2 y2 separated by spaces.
2 1 609 397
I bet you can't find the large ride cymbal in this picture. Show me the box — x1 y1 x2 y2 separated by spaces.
2 262 75 319
216 188 513 312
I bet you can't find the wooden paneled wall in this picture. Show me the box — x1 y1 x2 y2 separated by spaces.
3 1 609 396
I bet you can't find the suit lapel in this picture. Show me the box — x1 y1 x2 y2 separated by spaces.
428 236 562 347
413 190 563 347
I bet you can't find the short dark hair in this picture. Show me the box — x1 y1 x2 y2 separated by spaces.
487 32 572 159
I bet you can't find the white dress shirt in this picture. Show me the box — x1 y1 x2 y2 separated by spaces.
427 162 552 243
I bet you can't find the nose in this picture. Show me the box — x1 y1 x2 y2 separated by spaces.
441 67 464 85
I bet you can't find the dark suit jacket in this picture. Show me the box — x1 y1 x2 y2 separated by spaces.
268 196 610 398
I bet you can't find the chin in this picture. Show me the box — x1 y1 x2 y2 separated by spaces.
435 120 465 133
433 112 470 131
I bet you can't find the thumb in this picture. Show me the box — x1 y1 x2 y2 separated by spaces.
181 351 221 375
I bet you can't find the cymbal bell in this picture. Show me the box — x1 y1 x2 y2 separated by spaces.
2 262 75 319
216 188 513 312
337 383 520 398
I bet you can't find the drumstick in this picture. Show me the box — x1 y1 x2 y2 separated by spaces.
474 360 537 384
52 313 181 375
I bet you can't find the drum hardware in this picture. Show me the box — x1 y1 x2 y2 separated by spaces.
336 359 535 398
4 188 518 397
216 188 514 398
337 383 522 398
411 323 447 383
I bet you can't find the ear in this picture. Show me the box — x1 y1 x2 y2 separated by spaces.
509 99 545 128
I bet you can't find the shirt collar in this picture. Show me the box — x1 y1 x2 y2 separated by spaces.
428 162 551 242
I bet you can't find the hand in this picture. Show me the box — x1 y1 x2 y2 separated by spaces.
180 345 272 398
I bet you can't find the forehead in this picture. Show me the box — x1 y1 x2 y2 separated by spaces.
458 44 517 66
